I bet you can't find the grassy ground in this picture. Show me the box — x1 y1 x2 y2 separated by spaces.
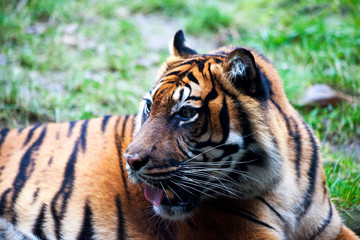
1 0 359 233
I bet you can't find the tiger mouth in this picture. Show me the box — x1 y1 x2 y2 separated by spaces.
143 182 199 219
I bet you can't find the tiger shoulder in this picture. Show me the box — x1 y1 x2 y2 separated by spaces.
0 30 358 240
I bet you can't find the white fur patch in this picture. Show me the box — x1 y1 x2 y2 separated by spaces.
172 87 191 113
178 113 199 126
172 87 190 103
0 218 40 240
229 57 247 80
169 37 194 57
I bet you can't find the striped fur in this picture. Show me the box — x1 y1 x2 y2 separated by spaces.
0 30 358 239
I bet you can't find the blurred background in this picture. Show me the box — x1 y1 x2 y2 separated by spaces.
0 0 359 233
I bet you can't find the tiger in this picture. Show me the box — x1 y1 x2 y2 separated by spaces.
0 30 358 240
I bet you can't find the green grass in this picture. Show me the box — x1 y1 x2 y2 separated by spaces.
0 0 359 234
323 149 360 233
0 0 151 125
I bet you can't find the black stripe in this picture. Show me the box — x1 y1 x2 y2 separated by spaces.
256 197 288 232
0 128 9 149
0 166 4 177
176 138 190 158
322 180 327 203
176 59 201 68
214 58 223 63
297 120 319 220
80 119 89 152
271 99 304 180
193 114 209 139
32 188 40 204
18 127 25 134
153 86 168 100
219 95 230 144
23 124 41 147
77 201 95 240
67 121 77 137
115 195 127 240
270 98 293 137
187 96 202 101
309 198 333 240
193 63 217 142
115 116 130 200
130 114 137 136
233 98 255 147
51 138 80 239
290 117 302 180
0 188 11 215
178 88 184 102
101 115 112 133
32 204 46 240
211 202 277 231
48 157 53 166
213 78 255 146
197 61 205 72
164 70 182 77
121 115 129 137
186 72 199 85
10 127 47 224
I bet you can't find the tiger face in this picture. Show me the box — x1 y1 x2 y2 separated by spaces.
124 30 282 220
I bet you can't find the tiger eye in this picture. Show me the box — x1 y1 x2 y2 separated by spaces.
179 107 196 119
145 100 152 114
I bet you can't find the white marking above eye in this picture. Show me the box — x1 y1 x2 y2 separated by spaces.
172 87 191 113
179 113 199 126
172 87 191 102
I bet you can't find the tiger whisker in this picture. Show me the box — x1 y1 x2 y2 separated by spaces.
174 174 240 198
180 171 240 186
180 167 260 184
182 132 256 164
168 179 195 196
185 157 259 166
169 179 214 199
182 175 242 198
175 173 245 198
181 167 251 176
160 182 170 202
179 179 238 199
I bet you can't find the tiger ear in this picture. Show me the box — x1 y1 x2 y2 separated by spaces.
223 48 269 100
170 30 198 57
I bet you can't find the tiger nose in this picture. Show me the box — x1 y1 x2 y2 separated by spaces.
125 155 149 171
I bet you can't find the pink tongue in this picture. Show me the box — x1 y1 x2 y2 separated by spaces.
144 185 165 207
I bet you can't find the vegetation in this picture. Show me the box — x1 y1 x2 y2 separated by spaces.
1 0 359 233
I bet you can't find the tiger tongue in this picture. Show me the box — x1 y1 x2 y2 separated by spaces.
144 185 165 207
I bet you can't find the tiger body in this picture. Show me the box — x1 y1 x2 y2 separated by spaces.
0 117 301 240
0 30 358 239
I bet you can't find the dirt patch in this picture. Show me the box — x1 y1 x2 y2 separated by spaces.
130 13 221 84
329 139 360 163
132 14 218 53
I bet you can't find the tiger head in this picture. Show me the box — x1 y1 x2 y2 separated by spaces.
124 30 283 220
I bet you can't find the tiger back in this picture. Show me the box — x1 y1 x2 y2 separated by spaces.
0 30 358 239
